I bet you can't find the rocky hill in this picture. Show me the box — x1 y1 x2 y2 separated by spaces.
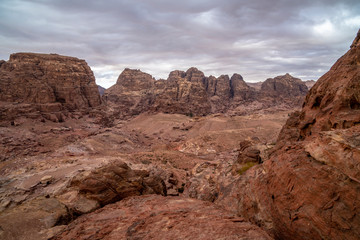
0 53 101 121
104 68 308 118
214 29 360 239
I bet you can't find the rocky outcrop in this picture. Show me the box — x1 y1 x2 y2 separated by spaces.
0 53 101 109
0 156 169 240
63 160 167 213
104 68 156 118
105 68 306 118
52 195 272 240
259 73 308 107
260 73 308 98
152 67 212 116
0 53 101 121
216 29 360 240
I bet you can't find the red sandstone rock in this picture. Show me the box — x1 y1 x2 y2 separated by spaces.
0 53 101 121
259 73 308 107
67 160 166 211
216 29 360 240
105 68 306 118
0 53 101 109
52 195 272 240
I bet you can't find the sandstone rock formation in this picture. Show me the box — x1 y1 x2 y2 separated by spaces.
216 29 360 240
52 195 272 240
152 67 212 116
105 68 307 118
104 68 156 118
0 53 101 121
259 73 308 107
63 160 167 213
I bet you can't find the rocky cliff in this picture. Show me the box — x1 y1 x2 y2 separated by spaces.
104 68 307 118
216 29 360 239
259 73 308 107
0 53 101 121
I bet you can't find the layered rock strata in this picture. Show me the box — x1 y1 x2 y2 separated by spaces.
104 68 308 118
216 29 360 240
0 53 101 121
52 195 272 240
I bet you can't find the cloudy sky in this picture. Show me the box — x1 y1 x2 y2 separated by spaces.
1 0 359 88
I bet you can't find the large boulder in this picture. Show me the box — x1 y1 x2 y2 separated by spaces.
216 29 360 239
52 195 272 240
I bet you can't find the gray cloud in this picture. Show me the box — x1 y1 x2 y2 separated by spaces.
0 0 359 88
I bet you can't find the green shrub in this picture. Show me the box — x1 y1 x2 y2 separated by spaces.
238 162 257 175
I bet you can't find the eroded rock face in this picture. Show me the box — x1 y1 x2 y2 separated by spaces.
66 160 166 210
0 53 101 109
104 67 212 117
104 68 156 118
105 68 307 118
259 73 308 107
0 53 101 122
261 73 308 97
0 156 169 240
217 29 360 240
52 195 272 240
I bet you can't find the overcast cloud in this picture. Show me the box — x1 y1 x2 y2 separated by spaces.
0 0 359 88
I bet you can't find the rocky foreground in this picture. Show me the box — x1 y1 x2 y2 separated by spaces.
0 30 359 240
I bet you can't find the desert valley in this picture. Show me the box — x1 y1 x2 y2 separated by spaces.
0 29 359 240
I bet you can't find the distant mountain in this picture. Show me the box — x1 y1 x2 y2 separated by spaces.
104 68 308 118
246 81 262 90
97 85 106 96
304 80 316 89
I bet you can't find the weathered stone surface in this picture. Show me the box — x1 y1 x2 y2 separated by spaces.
260 73 308 98
153 68 212 115
52 195 272 240
66 160 166 210
216 29 360 240
104 67 212 117
231 73 254 100
259 73 308 107
0 197 70 240
103 68 155 118
105 68 306 118
0 53 101 110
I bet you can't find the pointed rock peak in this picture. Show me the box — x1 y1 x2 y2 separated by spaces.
185 67 205 77
230 73 244 81
350 28 360 48
116 68 154 86
185 67 201 73
185 67 205 82
272 73 302 83
230 73 249 90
